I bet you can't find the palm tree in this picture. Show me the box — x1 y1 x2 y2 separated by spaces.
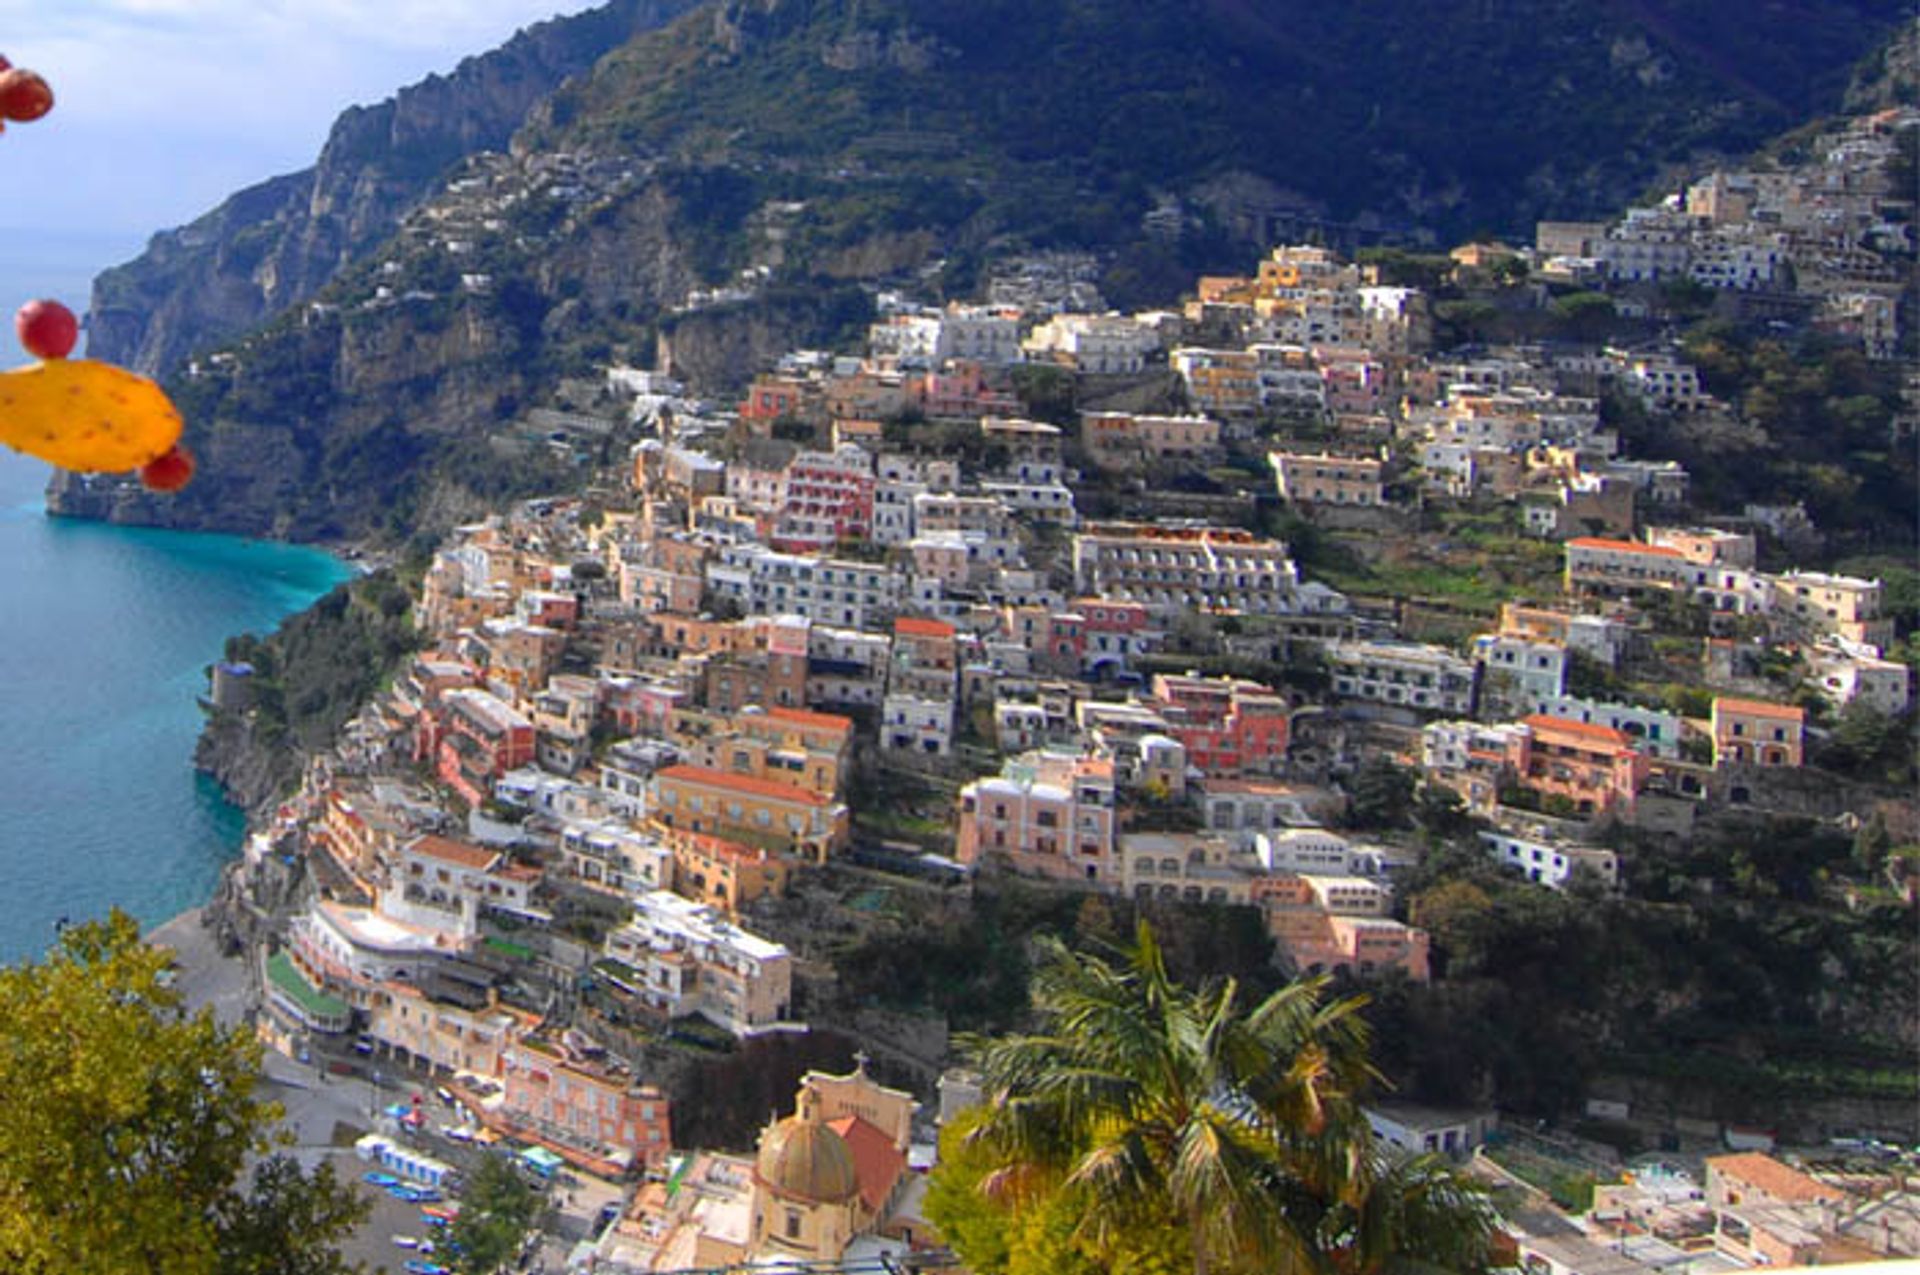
958 920 1495 1275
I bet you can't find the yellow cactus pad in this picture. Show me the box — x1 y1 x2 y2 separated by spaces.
0 358 183 473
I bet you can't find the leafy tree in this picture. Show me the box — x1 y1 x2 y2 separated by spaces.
0 913 366 1274
448 1154 545 1274
943 923 1496 1275
210 1157 370 1275
1346 757 1417 831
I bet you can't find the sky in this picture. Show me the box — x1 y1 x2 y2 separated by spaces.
0 0 603 251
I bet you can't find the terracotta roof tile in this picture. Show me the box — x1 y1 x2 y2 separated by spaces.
1522 714 1633 747
894 617 957 639
408 835 501 870
1706 1153 1846 1205
657 764 830 807
826 1115 907 1214
1712 697 1806 722
764 705 854 734
1567 537 1684 558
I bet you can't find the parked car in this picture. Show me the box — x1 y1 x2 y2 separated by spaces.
362 1172 401 1188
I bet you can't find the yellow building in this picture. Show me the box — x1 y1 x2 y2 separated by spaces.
650 764 850 861
749 1058 918 1264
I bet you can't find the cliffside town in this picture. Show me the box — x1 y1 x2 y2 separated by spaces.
199 101 1918 1273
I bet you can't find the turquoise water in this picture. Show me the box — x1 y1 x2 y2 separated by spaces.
0 449 351 962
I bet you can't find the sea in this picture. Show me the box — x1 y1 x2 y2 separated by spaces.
0 230 352 964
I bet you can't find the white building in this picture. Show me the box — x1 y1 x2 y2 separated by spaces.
707 545 902 629
603 891 793 1036
1258 828 1367 876
1071 524 1319 617
1200 780 1326 844
1480 829 1619 889
1365 1105 1496 1160
881 693 955 757
1472 634 1569 705
1325 640 1478 715
381 834 543 939
1023 314 1161 374
1805 640 1912 716
558 819 675 898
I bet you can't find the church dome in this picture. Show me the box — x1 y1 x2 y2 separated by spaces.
756 1101 859 1204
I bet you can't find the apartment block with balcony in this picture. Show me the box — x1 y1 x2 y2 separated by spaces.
601 891 793 1036
1511 715 1651 816
1071 523 1312 617
1147 673 1291 778
1710 698 1806 769
1767 570 1893 651
433 688 536 808
956 752 1118 885
1268 449 1388 507
500 1037 672 1173
557 819 675 899
1118 832 1264 906
1326 640 1477 716
649 765 850 862
383 834 545 939
666 703 853 801
368 979 534 1082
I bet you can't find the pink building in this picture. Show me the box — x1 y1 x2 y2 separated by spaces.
1252 875 1430 981
774 448 875 551
956 753 1118 886
500 1037 673 1172
1073 597 1155 676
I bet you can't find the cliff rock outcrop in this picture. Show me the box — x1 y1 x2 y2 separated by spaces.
88 0 700 378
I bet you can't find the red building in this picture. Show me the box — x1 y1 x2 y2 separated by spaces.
1148 674 1291 778
435 688 536 806
773 448 875 551
739 374 819 425
1073 597 1155 676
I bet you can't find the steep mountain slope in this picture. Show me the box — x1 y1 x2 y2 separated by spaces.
531 0 1905 240
58 0 1910 545
86 0 702 378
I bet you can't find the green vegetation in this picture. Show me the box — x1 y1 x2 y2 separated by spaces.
1369 820 1919 1116
447 1155 546 1275
210 569 420 800
825 877 1280 1036
540 0 1900 243
0 913 366 1273
1664 323 1916 551
665 1031 871 1152
929 923 1497 1275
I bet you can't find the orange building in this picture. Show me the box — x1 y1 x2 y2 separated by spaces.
651 764 850 862
655 821 793 914
1710 698 1806 768
1512 714 1650 816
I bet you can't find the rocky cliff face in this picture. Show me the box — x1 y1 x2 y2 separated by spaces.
53 156 867 545
87 0 700 378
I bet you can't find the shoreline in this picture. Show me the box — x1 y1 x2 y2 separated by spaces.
145 901 254 1028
